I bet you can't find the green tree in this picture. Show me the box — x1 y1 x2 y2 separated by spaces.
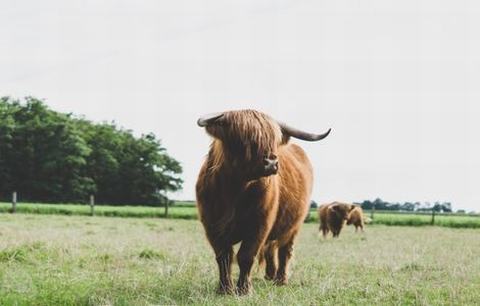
0 97 182 205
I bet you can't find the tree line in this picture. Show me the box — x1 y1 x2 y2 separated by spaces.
310 198 454 212
0 97 182 205
357 198 453 212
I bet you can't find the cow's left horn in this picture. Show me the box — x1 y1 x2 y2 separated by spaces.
278 122 331 141
197 112 224 127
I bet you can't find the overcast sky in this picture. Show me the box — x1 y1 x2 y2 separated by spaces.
2 0 480 211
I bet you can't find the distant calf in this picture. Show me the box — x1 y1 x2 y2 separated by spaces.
347 205 365 232
318 202 356 238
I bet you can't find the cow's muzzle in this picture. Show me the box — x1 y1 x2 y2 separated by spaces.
263 157 279 176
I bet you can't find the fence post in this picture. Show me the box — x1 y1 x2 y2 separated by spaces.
90 195 95 216
370 203 375 220
11 191 17 214
164 200 169 218
431 209 435 225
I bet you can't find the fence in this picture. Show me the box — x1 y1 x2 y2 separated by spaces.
6 191 97 216
3 195 479 229
1 192 184 219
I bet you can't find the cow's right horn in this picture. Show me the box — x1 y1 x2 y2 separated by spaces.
197 112 224 127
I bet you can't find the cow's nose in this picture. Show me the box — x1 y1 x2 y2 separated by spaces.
263 157 278 167
263 157 279 174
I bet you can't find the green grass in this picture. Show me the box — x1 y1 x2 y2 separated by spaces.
1 202 480 229
305 209 480 229
0 202 197 219
368 212 480 228
0 214 479 305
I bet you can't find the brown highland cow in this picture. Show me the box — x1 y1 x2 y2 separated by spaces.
196 110 331 295
318 202 356 238
347 205 365 232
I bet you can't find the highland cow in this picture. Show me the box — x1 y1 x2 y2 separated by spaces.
347 205 365 232
318 203 331 238
318 202 356 238
196 110 331 295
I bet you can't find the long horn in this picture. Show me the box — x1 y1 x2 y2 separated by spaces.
197 112 224 127
278 122 331 141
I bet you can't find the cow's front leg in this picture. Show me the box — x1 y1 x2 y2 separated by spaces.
236 238 263 295
214 246 234 294
321 225 329 238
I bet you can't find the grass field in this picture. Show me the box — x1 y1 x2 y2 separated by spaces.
0 214 479 305
1 202 479 229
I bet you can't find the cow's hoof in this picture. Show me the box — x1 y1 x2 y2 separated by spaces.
236 284 252 296
274 278 288 286
217 285 234 295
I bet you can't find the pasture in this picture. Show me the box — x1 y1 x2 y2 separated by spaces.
1 214 479 305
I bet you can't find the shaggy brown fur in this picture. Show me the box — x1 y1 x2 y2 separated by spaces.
347 205 365 232
318 202 356 238
196 110 329 295
318 203 331 238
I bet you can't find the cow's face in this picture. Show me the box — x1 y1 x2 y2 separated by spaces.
330 204 356 221
204 110 283 180
197 109 331 180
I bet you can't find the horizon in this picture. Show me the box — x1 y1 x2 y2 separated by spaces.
2 0 480 213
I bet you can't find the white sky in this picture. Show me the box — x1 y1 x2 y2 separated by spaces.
1 0 480 212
